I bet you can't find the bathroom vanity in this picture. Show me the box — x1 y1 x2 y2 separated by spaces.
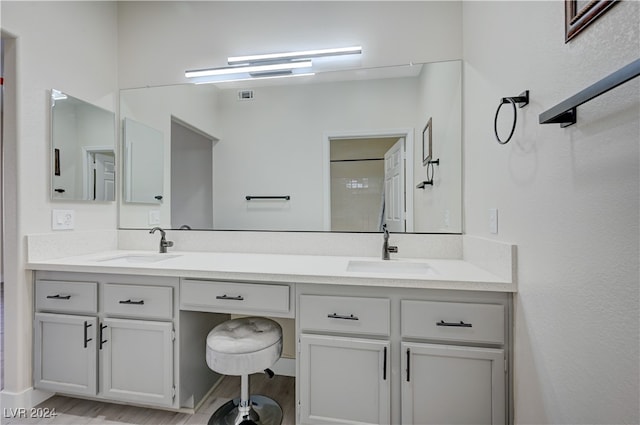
28 243 515 425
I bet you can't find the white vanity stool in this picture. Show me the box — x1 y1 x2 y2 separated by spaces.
206 317 283 425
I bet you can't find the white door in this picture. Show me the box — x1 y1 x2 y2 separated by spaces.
94 152 115 201
402 342 506 425
101 318 174 407
299 334 390 424
34 313 98 396
383 138 405 232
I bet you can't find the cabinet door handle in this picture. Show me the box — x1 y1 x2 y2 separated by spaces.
406 348 411 382
46 294 71 300
119 299 145 305
383 347 387 380
215 295 244 301
327 313 359 321
99 324 108 350
83 321 93 348
436 320 473 328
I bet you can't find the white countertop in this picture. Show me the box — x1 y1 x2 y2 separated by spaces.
27 250 516 292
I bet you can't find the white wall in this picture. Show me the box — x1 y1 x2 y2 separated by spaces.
119 84 220 228
117 1 462 88
214 77 418 230
462 2 639 423
1 0 118 400
414 60 462 232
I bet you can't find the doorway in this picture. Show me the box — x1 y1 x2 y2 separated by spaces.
323 129 414 232
170 118 218 229
83 148 115 201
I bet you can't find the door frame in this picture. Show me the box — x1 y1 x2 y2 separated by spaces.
322 128 414 232
82 146 114 201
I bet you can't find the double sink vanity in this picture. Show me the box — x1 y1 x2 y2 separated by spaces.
26 231 516 425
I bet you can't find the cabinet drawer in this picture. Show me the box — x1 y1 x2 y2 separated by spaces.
35 280 97 314
299 295 390 336
401 300 504 344
103 284 173 320
180 279 290 315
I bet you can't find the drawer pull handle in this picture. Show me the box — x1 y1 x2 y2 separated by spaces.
327 313 359 321
119 299 145 305
437 320 473 328
46 294 71 300
216 295 244 301
406 348 411 382
83 321 93 348
99 324 108 350
383 346 387 380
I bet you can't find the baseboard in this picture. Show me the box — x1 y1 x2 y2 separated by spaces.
0 387 54 411
271 357 295 377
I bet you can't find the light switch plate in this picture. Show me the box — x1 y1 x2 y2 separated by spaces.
52 209 75 230
488 208 498 234
148 210 161 225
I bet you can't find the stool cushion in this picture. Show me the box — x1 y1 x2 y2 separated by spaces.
206 317 283 375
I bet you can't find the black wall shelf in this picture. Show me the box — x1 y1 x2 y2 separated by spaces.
539 58 640 127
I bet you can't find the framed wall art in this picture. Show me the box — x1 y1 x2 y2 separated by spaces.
422 117 432 166
565 0 618 42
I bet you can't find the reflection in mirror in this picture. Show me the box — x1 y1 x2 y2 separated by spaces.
123 118 164 204
119 60 462 233
51 89 115 201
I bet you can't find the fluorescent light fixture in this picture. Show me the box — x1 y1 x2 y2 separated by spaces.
185 60 312 79
228 46 362 65
193 72 316 85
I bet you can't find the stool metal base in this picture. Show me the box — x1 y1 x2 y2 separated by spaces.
208 395 283 425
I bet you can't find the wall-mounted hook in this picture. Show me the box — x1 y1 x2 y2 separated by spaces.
494 90 530 144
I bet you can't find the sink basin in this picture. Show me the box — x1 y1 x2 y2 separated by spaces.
346 260 434 275
96 253 182 264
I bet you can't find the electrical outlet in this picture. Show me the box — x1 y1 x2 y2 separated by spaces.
148 210 161 225
52 209 75 230
488 208 498 234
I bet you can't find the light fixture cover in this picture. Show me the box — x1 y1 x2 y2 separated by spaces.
185 60 312 79
227 46 362 65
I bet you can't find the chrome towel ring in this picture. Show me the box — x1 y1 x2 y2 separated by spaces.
494 90 529 144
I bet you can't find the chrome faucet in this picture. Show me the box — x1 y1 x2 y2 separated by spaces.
382 224 398 260
150 227 174 253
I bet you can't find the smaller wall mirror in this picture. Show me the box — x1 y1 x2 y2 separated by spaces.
51 89 116 201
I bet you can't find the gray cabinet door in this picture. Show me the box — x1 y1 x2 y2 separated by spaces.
100 318 174 406
401 342 505 425
34 313 97 396
299 334 390 424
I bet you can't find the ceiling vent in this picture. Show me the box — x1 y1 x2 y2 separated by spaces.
238 90 254 101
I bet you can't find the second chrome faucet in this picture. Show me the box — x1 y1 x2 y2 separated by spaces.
382 224 398 260
150 227 174 253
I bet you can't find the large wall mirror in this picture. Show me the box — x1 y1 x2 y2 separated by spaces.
51 89 116 202
119 60 462 233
